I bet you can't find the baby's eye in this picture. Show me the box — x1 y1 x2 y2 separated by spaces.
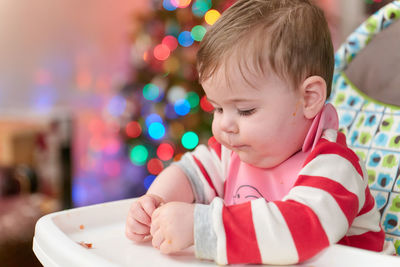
238 108 256 116
214 107 223 113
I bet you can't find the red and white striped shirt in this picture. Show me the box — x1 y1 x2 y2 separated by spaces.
175 128 391 264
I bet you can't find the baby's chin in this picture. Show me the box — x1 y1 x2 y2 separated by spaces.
236 152 282 169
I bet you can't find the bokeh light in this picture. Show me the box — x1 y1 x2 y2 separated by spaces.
148 122 166 140
107 95 126 117
205 9 221 25
174 99 191 116
144 175 156 190
147 158 164 175
163 0 178 11
191 25 207 41
153 44 170 61
172 0 191 8
178 31 194 47
145 113 163 127
143 83 160 101
130 145 149 166
181 131 199 149
157 143 175 161
167 86 186 103
162 35 179 51
186 91 200 108
192 0 212 17
126 121 142 138
200 95 214 112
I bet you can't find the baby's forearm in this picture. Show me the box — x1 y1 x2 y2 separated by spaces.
147 164 195 203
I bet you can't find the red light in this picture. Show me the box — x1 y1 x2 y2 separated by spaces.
200 95 214 112
126 121 142 138
162 35 178 51
157 143 174 161
147 158 164 175
153 44 170 61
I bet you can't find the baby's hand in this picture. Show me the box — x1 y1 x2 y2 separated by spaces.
150 202 194 254
125 194 165 242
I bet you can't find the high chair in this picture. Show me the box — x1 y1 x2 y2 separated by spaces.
33 1 400 266
329 0 400 255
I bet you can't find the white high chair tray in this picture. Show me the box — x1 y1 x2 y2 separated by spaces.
33 198 400 267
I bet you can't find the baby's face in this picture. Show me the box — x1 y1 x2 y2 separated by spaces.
202 64 310 168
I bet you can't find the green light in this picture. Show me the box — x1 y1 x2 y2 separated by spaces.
191 25 207 42
186 92 200 108
143 83 159 101
181 131 199 150
130 145 148 165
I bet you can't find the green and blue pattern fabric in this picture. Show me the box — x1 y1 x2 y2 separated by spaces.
329 0 400 254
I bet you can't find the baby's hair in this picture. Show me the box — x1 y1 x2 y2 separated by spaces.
197 0 334 96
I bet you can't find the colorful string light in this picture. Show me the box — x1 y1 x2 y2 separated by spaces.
125 121 142 138
192 0 212 17
148 122 166 140
167 86 186 103
200 95 214 112
107 95 126 117
173 0 192 8
153 44 171 61
143 83 160 101
163 0 178 11
191 25 207 41
174 99 191 116
145 113 163 127
147 158 164 175
162 35 179 51
205 9 221 25
130 145 149 166
181 131 199 149
186 91 200 108
157 143 175 161
144 175 156 189
178 31 194 47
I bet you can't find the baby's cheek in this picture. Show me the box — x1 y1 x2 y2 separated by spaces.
211 120 220 138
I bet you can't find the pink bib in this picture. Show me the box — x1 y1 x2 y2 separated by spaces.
224 104 338 205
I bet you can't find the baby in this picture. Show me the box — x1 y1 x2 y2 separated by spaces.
126 0 393 264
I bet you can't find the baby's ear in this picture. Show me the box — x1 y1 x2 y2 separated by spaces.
300 76 327 119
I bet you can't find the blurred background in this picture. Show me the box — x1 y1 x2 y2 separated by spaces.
0 0 392 265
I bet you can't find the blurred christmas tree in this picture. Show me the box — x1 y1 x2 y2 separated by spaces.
117 0 233 194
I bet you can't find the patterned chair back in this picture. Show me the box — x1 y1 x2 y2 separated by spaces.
329 1 400 255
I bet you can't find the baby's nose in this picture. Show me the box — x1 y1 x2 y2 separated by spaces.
220 114 239 134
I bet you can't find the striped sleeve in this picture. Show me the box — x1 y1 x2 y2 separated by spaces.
174 137 230 204
194 130 386 265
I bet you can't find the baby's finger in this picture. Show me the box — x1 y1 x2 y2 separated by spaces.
159 239 174 254
130 204 151 226
151 229 165 249
127 216 150 235
141 199 157 217
151 206 162 221
150 217 160 237
125 226 149 243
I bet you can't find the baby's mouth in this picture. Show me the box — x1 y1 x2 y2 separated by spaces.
232 144 248 149
225 135 247 150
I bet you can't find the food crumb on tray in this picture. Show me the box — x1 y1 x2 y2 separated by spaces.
78 241 93 249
